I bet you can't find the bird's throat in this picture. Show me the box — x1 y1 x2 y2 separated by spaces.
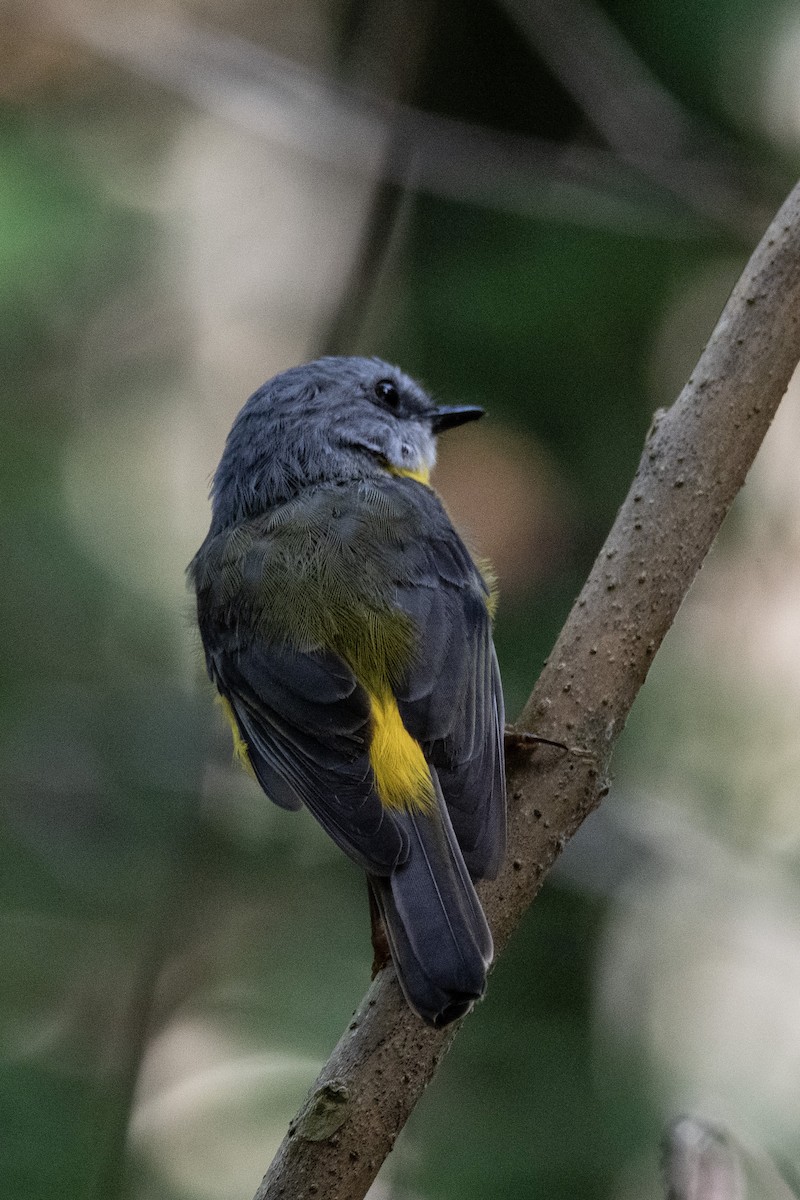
389 464 431 486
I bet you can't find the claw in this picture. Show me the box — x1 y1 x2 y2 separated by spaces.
503 726 568 753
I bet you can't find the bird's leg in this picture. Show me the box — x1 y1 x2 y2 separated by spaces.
367 880 391 977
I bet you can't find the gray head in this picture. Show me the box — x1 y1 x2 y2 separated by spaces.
209 356 483 530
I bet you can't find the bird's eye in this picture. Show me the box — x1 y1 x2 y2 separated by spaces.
374 379 401 410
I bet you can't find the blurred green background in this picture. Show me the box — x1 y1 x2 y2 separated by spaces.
3 1 800 1197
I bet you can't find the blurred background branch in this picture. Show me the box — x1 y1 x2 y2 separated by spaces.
662 1116 798 1200
32 1 778 239
498 0 772 238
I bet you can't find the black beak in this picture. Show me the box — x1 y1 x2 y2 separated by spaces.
430 404 485 433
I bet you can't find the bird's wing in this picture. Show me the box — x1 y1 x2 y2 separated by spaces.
391 486 506 880
191 479 502 878
208 638 407 874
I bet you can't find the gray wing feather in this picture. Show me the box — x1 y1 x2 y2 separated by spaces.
193 477 502 880
392 491 506 881
211 641 407 874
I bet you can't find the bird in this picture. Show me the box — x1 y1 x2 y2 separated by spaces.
188 356 506 1027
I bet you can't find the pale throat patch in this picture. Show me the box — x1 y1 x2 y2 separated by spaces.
388 437 436 487
390 464 431 485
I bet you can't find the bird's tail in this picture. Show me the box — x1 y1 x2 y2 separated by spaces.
369 775 493 1027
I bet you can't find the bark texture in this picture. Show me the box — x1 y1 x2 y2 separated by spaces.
255 180 800 1200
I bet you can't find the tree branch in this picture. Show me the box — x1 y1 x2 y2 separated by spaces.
255 180 800 1200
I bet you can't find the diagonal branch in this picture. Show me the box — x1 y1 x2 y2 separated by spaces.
256 180 800 1200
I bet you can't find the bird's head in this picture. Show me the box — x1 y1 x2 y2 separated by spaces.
209 355 484 529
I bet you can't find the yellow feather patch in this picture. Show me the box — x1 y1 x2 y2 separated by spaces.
389 464 431 486
368 691 434 811
474 555 499 619
216 694 255 778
